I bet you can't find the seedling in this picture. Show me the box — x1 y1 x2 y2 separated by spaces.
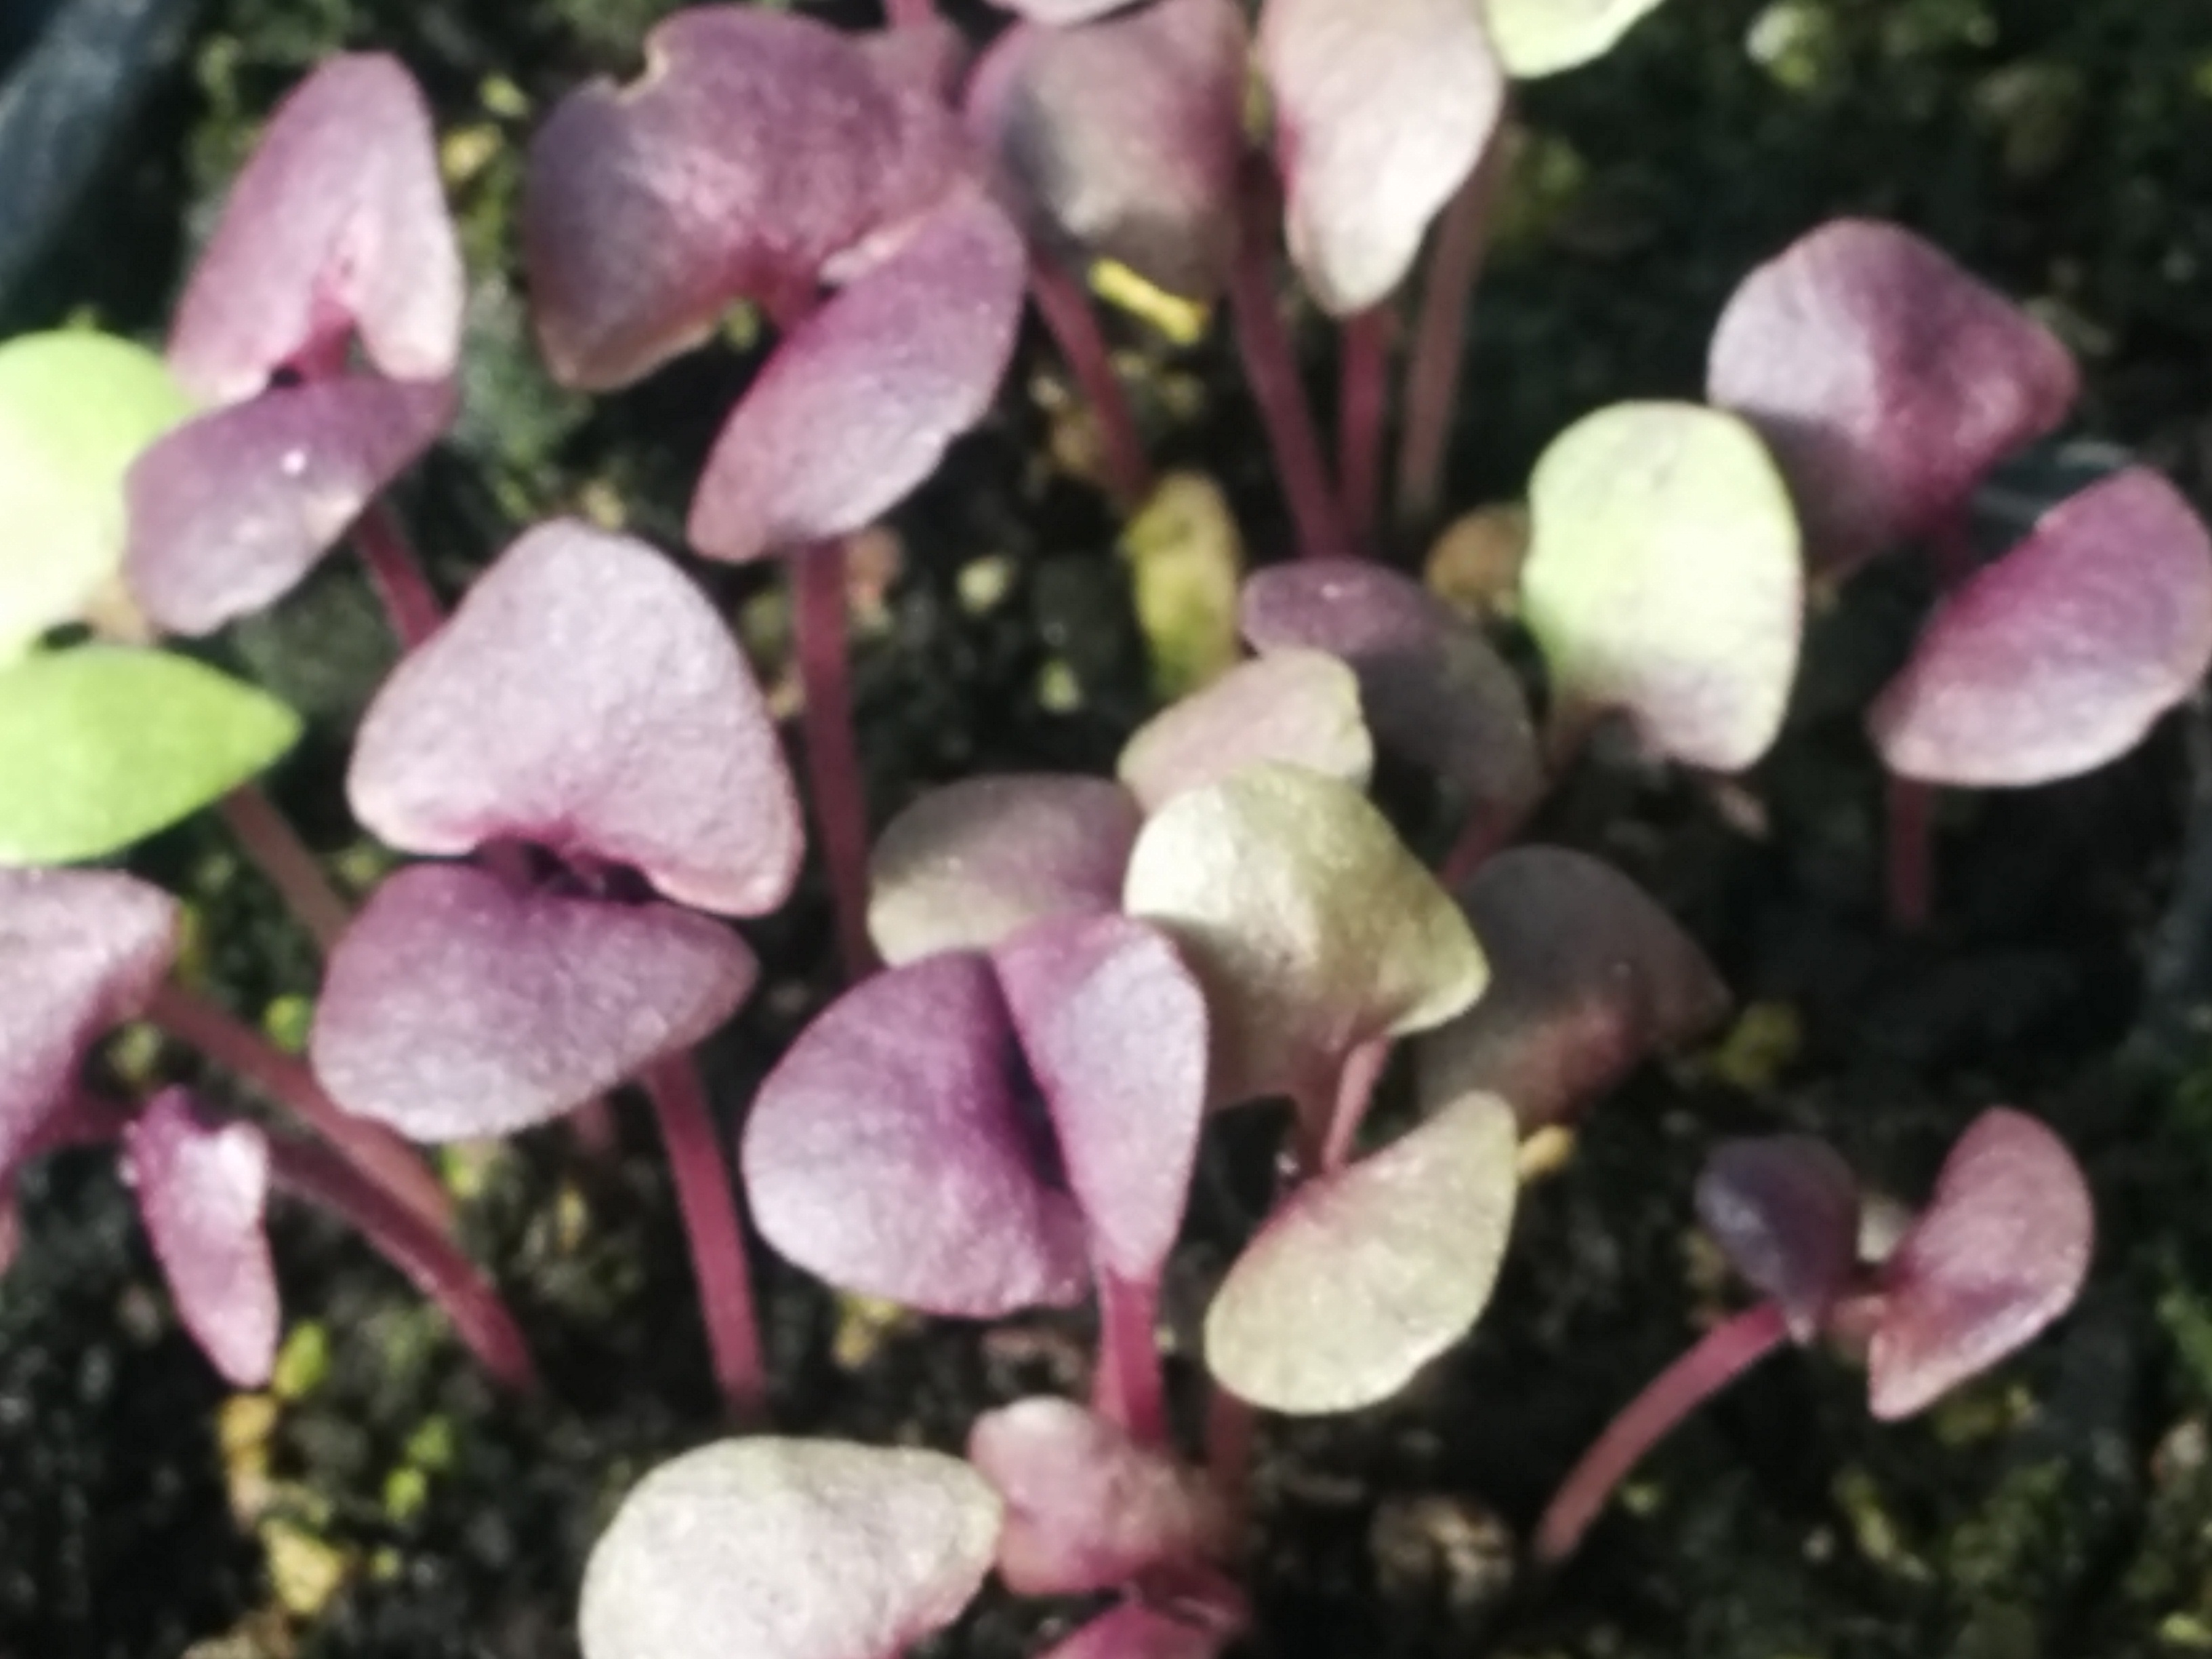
126 52 461 643
1706 219 2212 924
525 6 1027 980
1534 1108 2093 1563
0 868 531 1388
745 912 1208 1443
314 518 801 1416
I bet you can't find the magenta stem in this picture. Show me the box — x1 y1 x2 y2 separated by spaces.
141 981 455 1238
1030 253 1153 510
1395 128 1512 531
266 1133 537 1392
1093 1269 1168 1446
354 501 444 651
1316 1038 1393 1174
1337 308 1390 548
791 544 880 985
643 1054 769 1422
1227 165 1353 560
1534 1300 1790 1565
217 784 352 955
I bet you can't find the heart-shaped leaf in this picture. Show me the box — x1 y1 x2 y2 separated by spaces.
993 916 1210 1285
743 951 1090 1316
1483 0 1671 77
0 331 193 662
579 1438 1002 1659
1869 468 2212 787
1124 763 1486 1108
311 863 756 1141
869 776 1143 966
968 1397 1229 1595
1414 848 1729 1132
125 375 454 636
1696 1135 1860 1341
1706 219 2077 573
526 9 965 390
1520 401 1803 771
1258 0 1505 315
169 54 462 403
1206 1090 1519 1412
688 192 1027 565
1867 1108 2093 1420
349 520 802 916
966 0 1248 300
0 869 178 1173
1117 650 1372 814
123 1088 279 1387
0 647 300 863
1240 558 1538 817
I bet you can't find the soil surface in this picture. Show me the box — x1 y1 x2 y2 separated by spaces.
6 1 2212 1656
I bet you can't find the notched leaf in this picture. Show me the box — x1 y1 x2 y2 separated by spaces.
169 54 462 403
1867 1107 2092 1420
349 520 802 916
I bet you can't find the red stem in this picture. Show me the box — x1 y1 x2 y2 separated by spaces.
1316 1038 1392 1174
1093 1269 1168 1446
141 981 454 1238
217 785 352 955
1337 308 1390 548
1227 164 1353 560
882 0 936 23
354 501 443 651
1204 1380 1257 1534
266 1134 537 1392
1030 253 1152 510
1395 127 1513 531
791 543 880 984
643 1054 769 1422
1533 1300 1790 1565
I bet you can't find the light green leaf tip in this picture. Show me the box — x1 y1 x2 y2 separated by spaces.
1485 0 1674 77
0 331 197 663
0 647 302 863
1519 401 1803 772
